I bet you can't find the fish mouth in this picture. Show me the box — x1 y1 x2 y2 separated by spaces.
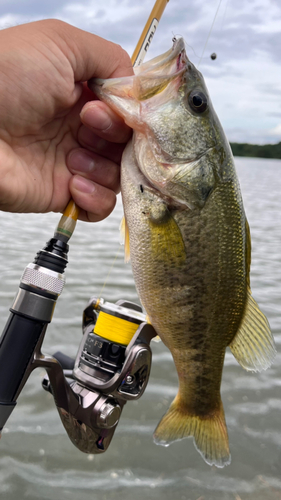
88 37 189 100
87 38 190 133
134 37 188 77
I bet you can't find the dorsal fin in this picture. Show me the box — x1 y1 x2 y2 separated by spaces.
229 287 276 372
245 218 251 285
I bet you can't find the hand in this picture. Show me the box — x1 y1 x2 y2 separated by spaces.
0 20 133 221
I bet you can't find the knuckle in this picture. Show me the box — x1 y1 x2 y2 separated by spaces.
89 190 116 222
113 44 133 74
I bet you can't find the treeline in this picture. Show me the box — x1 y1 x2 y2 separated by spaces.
230 141 281 159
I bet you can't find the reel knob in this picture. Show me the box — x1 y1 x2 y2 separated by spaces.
98 401 121 428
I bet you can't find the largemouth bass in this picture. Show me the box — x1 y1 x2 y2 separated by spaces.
89 38 276 468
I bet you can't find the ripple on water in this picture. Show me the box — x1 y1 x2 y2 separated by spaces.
0 160 281 500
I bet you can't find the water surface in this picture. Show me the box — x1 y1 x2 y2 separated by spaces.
0 157 280 500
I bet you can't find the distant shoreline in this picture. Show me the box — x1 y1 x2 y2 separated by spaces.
230 141 281 159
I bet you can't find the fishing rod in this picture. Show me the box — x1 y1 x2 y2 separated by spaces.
59 0 170 241
0 0 169 455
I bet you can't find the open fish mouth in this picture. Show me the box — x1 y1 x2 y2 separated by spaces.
133 37 188 76
88 37 188 102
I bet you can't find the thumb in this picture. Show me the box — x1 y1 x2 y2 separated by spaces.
48 20 134 81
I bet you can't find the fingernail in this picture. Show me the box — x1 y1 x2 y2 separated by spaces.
72 175 95 194
68 150 95 173
81 105 112 131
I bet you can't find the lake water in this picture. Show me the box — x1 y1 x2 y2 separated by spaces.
0 156 280 500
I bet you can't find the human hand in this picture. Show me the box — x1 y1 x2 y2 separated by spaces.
0 20 133 222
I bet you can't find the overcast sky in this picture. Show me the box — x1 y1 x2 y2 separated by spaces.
0 0 280 144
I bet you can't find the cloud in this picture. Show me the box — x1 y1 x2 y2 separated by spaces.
0 0 280 144
269 124 281 136
0 0 69 17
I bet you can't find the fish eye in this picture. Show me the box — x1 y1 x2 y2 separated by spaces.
188 90 208 113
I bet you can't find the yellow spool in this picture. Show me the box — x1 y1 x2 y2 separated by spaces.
94 311 139 345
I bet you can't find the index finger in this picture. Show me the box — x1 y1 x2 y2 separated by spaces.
80 100 132 143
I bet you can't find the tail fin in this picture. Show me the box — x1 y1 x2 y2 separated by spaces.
153 397 231 468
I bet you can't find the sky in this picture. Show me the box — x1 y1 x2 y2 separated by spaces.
0 0 280 144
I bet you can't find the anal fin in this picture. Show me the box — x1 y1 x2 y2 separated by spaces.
145 315 161 342
229 287 276 372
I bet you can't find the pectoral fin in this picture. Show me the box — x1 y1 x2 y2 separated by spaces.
148 207 186 265
120 216 130 263
229 288 276 372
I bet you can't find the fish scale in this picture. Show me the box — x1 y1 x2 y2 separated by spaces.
89 37 276 468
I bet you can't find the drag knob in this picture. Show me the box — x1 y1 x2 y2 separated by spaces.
98 401 121 428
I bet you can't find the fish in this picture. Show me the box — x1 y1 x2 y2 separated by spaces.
89 38 276 468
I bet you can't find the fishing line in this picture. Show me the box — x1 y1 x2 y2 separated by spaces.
171 32 202 60
220 0 230 31
97 245 122 300
183 39 210 61
198 0 224 66
171 33 215 62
